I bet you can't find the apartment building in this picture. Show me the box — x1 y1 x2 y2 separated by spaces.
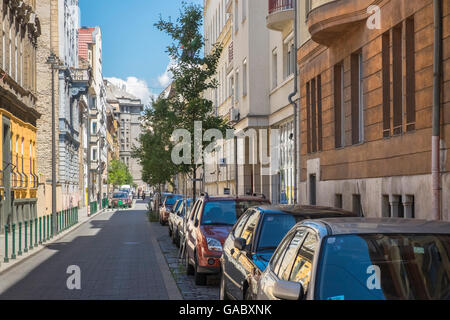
203 0 299 204
78 26 108 203
0 0 41 232
298 0 449 220
203 0 236 196
105 80 145 191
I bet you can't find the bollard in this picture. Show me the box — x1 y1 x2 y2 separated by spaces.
4 224 9 263
18 222 22 256
34 218 38 248
11 223 16 260
39 217 42 245
30 219 33 249
47 215 50 240
42 216 46 243
24 221 28 253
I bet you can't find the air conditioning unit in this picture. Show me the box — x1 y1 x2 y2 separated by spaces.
229 108 240 123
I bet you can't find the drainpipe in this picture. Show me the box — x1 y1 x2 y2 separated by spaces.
288 0 299 204
432 0 442 221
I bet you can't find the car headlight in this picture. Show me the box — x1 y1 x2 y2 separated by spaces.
206 237 223 252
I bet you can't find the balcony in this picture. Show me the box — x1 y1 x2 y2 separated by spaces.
307 0 377 46
266 0 294 32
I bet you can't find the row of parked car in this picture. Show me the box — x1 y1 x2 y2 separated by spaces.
156 192 450 300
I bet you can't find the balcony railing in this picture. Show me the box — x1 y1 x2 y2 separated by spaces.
228 42 234 63
268 0 293 15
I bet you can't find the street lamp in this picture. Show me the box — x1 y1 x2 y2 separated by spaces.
46 52 62 235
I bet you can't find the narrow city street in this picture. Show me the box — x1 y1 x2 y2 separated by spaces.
0 201 180 300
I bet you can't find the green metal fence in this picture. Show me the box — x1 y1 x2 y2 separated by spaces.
2 207 79 264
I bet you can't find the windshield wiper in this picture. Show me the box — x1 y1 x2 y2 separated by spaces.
257 246 278 251
202 222 234 226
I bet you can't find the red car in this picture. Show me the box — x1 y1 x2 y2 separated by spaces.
184 193 270 285
159 194 183 225
110 192 132 208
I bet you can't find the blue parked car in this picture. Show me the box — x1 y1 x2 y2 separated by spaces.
219 205 356 300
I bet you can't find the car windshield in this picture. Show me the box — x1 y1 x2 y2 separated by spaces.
257 214 297 251
165 196 181 206
201 200 266 226
113 193 127 199
173 200 182 212
315 234 450 300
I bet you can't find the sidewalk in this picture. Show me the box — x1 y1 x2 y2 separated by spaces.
0 206 109 274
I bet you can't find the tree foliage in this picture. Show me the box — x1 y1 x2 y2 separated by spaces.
135 2 230 198
107 160 133 187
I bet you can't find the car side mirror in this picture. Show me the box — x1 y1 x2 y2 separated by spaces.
272 280 304 301
234 238 247 251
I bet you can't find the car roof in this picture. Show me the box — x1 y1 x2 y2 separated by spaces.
201 195 270 202
302 218 450 235
258 205 356 218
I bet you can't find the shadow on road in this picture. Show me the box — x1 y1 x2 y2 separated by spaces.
0 203 169 300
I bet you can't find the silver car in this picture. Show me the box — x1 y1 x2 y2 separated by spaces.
257 218 450 300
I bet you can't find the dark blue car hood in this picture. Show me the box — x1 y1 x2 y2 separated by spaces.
252 251 274 272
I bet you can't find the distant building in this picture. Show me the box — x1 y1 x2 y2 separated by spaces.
105 80 145 191
78 26 108 203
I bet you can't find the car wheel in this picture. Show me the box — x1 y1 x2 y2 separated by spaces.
194 253 207 286
171 228 177 244
185 249 195 276
244 287 253 300
219 270 230 300
175 231 180 248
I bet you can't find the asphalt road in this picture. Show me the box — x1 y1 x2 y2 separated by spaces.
0 201 177 300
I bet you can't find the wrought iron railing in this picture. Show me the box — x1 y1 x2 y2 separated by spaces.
268 0 293 14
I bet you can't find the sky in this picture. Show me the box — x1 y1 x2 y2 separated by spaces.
79 0 202 105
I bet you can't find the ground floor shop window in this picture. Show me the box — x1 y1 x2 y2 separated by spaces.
279 121 294 204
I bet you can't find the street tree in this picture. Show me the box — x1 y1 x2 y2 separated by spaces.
154 2 230 200
107 160 133 188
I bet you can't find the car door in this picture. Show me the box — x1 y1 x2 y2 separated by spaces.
222 209 253 297
258 228 308 300
228 209 261 299
186 200 202 262
284 231 320 299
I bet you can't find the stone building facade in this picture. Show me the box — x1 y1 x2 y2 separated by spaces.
298 0 450 221
0 0 41 232
36 0 86 216
105 79 145 190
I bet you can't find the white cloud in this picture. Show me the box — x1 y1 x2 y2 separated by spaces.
157 59 176 88
106 76 157 106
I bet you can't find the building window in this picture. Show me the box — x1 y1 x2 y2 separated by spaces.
306 75 322 153
242 59 247 97
235 69 239 102
92 148 97 161
382 31 391 138
234 0 239 32
405 18 416 132
279 121 294 205
351 51 364 144
272 50 278 89
392 24 402 135
352 194 363 217
285 38 295 79
334 63 345 148
335 194 343 209
382 17 416 138
92 121 97 135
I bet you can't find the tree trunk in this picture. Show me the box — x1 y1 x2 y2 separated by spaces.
193 166 197 202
